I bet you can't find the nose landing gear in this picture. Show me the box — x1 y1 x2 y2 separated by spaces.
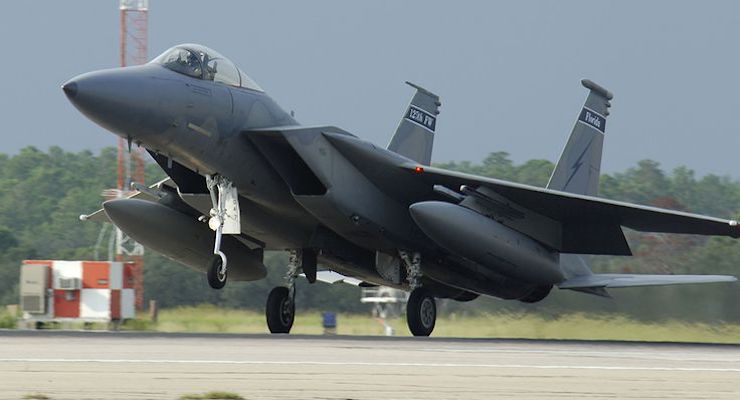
206 253 227 289
205 174 240 290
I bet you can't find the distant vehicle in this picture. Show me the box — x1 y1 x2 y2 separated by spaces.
65 44 738 336
19 260 135 328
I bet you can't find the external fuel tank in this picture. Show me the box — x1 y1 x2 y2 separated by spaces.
409 201 563 285
103 198 266 281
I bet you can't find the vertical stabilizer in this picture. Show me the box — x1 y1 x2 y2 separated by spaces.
387 82 441 165
550 80 614 293
547 79 613 196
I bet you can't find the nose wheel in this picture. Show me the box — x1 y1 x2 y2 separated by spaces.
204 175 240 290
206 252 227 289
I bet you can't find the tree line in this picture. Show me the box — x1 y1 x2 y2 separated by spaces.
0 147 738 322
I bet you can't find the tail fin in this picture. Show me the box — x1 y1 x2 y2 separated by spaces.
387 81 441 165
547 79 613 196
550 80 614 296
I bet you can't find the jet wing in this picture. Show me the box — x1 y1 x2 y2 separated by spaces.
560 274 737 289
403 164 740 239
79 177 174 222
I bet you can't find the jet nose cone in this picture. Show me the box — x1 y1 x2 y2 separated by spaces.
63 64 166 138
62 80 78 98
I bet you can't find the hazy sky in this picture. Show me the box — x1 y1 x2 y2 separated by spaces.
1 1 739 177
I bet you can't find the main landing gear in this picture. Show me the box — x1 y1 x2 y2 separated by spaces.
400 250 437 337
262 248 436 336
266 250 301 334
266 286 294 333
407 287 436 337
205 174 240 290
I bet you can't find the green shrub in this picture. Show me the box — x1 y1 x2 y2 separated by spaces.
120 318 154 331
0 309 17 329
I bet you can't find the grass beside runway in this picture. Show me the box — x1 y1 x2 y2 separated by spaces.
129 305 740 343
4 305 737 343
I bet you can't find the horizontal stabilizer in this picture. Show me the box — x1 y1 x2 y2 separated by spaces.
559 274 737 289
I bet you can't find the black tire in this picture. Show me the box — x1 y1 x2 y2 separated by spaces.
266 286 294 334
207 254 227 289
406 288 436 337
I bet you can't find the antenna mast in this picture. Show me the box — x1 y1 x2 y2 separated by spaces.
115 0 149 311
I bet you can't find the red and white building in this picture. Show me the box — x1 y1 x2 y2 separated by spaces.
20 260 136 323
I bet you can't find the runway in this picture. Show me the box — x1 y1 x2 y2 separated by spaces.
0 331 738 399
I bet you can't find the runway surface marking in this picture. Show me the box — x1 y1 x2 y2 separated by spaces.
2 333 739 399
2 357 740 372
419 346 739 361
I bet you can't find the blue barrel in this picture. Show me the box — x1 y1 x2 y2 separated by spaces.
322 312 337 328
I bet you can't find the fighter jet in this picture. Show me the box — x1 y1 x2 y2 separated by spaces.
65 44 738 336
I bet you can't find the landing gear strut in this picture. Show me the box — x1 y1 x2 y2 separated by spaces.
399 250 436 336
205 174 240 290
266 250 301 333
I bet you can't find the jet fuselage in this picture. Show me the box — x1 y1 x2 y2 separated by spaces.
63 45 565 301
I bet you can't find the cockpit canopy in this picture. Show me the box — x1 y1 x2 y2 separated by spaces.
151 44 263 92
